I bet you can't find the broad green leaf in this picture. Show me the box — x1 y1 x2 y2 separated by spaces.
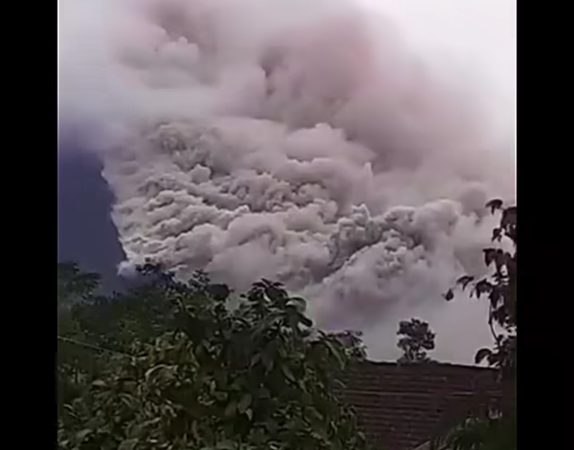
238 393 252 413
224 401 237 418
75 429 92 441
323 339 345 369
475 348 493 364
286 297 307 312
281 364 296 383
144 364 170 383
456 275 474 290
486 199 503 213
118 438 139 450
298 312 313 327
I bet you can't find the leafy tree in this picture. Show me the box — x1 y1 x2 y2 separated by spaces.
432 200 516 450
57 264 370 450
431 415 516 450
396 318 435 364
445 200 516 377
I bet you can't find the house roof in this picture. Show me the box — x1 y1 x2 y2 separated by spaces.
339 361 503 450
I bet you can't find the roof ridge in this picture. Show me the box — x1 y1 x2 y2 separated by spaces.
358 360 497 371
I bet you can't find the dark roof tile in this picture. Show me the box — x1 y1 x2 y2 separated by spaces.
339 361 502 450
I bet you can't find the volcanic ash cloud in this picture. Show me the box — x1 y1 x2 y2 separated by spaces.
60 0 515 342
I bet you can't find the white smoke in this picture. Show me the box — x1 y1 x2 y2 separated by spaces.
58 0 515 363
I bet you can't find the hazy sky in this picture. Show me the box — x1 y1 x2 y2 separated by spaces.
362 0 515 140
363 0 516 90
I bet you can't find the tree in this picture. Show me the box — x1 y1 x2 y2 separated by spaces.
58 262 100 310
58 263 104 410
432 415 516 450
396 318 435 364
57 264 370 450
330 330 367 360
445 200 516 377
431 200 516 450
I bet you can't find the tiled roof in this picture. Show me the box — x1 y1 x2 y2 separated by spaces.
339 361 503 450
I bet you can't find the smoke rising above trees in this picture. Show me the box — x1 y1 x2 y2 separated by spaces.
58 0 515 361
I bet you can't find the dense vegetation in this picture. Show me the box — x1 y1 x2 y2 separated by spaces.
58 200 516 450
57 264 369 450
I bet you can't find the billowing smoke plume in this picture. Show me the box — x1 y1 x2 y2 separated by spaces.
58 0 515 362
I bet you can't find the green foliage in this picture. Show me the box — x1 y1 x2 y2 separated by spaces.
446 200 516 377
430 415 516 450
57 264 369 450
330 330 368 360
396 318 435 364
433 200 517 450
58 262 101 309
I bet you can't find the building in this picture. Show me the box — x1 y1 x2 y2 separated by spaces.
340 361 504 450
